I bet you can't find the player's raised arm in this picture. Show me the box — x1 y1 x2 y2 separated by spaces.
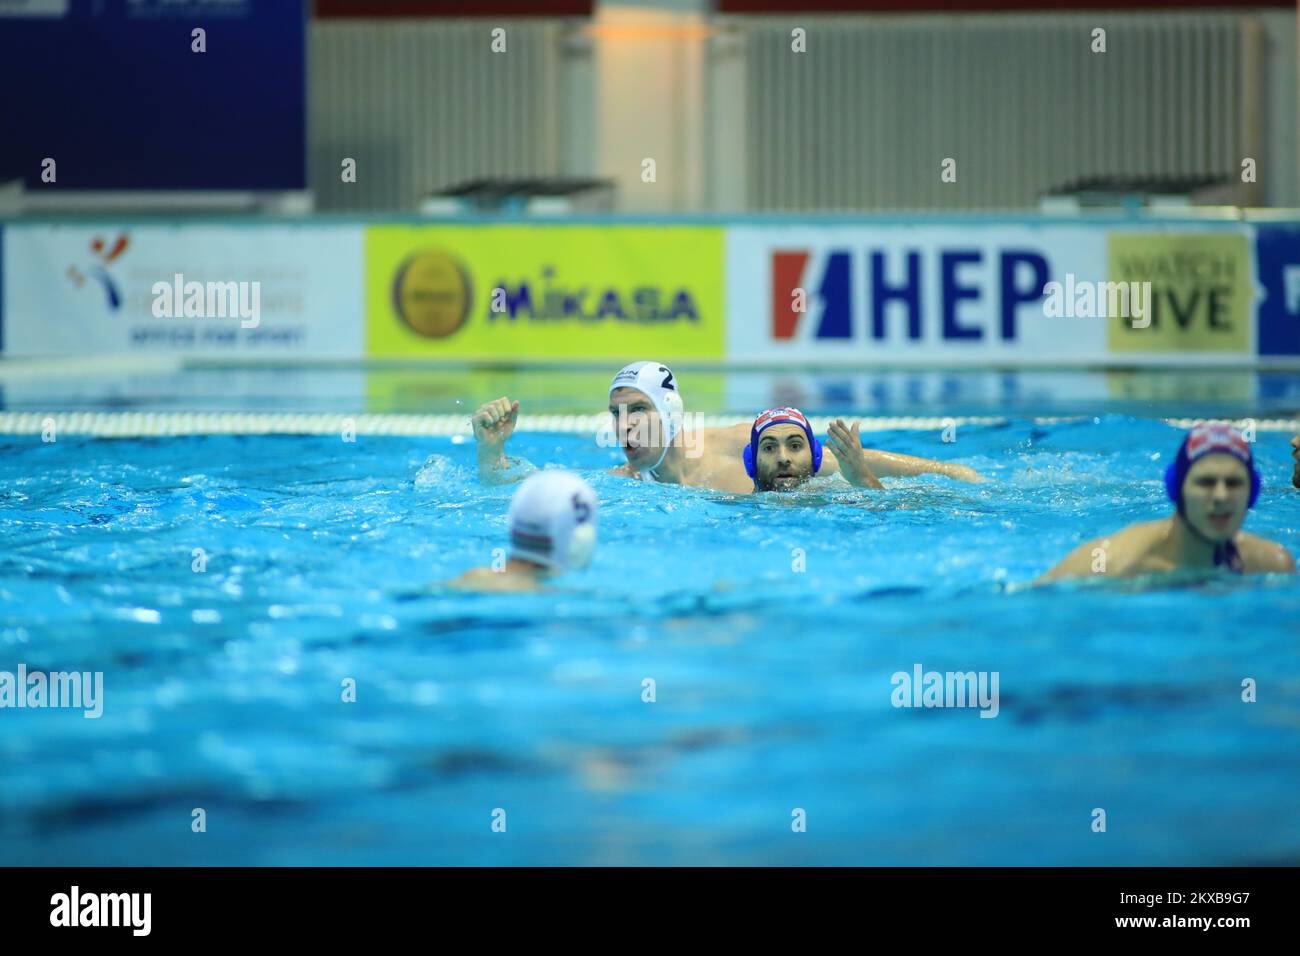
471 397 534 485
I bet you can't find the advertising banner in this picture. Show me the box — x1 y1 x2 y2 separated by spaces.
2 224 364 358
366 225 725 361
725 223 1255 366
1254 224 1300 358
1106 233 1252 355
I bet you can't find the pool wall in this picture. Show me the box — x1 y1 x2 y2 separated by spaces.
1 214 1297 367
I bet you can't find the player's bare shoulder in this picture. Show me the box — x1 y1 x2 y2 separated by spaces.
1093 520 1171 573
708 422 751 452
1236 532 1297 573
1044 520 1164 580
697 458 755 494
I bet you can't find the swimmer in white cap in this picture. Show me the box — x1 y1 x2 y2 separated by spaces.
450 470 598 591
473 360 983 492
603 360 756 492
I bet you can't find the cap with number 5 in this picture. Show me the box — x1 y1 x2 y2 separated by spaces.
508 470 599 572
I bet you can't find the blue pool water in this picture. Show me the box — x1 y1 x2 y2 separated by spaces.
1 409 1298 865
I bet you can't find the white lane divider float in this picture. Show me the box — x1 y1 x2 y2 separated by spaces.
0 412 1294 437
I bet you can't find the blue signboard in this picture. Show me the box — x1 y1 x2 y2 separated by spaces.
1255 224 1300 357
0 0 305 190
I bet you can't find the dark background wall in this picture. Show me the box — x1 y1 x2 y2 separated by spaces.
0 0 306 191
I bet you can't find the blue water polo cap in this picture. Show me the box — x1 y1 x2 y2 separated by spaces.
1164 422 1261 511
743 407 823 478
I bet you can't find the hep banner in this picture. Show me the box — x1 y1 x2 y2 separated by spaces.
726 223 1255 365
365 225 725 361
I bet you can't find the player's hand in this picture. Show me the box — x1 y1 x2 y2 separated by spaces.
827 419 882 489
472 397 519 455
947 463 987 483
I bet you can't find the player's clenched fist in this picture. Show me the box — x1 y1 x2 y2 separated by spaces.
472 397 520 454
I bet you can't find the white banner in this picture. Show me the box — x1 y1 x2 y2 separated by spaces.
3 224 364 358
726 223 1254 366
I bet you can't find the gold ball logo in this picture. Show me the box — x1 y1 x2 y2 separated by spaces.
391 249 472 338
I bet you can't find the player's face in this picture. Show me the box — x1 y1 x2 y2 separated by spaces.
1181 455 1250 542
609 387 665 468
755 424 814 492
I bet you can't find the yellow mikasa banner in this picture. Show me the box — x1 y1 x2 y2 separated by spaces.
365 225 725 359
1106 233 1252 354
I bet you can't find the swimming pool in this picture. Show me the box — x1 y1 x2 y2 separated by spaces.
1 368 1298 865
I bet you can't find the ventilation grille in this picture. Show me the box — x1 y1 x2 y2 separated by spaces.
309 20 566 211
744 13 1245 210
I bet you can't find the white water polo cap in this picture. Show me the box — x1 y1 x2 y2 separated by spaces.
608 361 685 470
507 470 599 572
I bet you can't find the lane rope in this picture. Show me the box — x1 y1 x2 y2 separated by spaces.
0 411 1295 438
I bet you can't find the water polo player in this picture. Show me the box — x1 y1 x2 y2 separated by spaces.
746 406 884 491
472 360 984 492
1040 423 1294 581
450 470 598 591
